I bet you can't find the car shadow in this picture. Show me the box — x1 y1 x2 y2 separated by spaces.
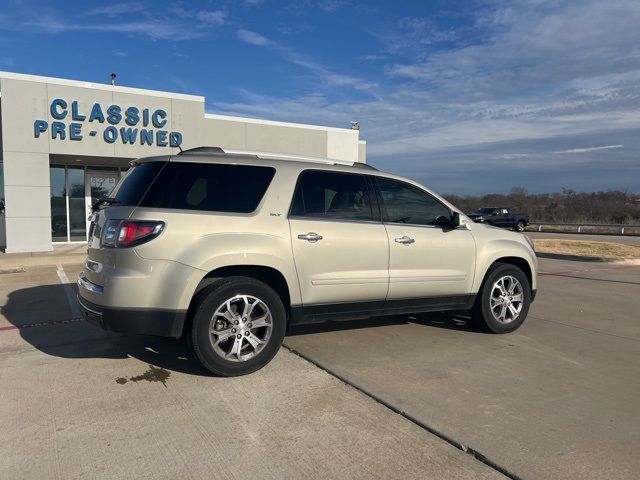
287 310 488 336
3 284 488 377
2 284 211 377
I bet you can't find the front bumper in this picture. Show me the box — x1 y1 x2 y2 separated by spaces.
77 294 186 337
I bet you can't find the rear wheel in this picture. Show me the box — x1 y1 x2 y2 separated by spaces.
189 277 286 376
472 263 531 333
515 221 526 232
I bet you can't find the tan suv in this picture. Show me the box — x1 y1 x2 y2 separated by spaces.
77 147 537 376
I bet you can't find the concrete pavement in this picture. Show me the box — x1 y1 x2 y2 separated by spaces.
0 264 503 480
284 258 640 479
1 256 639 479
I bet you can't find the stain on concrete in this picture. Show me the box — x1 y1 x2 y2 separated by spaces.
115 365 171 388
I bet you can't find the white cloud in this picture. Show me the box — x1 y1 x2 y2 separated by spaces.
87 2 145 16
196 10 226 25
235 29 378 94
317 0 349 14
237 29 272 46
553 145 624 154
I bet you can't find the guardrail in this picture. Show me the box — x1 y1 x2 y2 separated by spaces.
528 222 640 235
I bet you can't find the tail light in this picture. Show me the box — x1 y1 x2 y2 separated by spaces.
102 220 165 248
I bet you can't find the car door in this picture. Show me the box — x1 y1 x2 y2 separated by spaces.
288 170 389 310
374 177 476 302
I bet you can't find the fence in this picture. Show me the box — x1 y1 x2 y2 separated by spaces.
527 222 640 236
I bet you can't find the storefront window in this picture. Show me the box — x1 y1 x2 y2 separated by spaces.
50 166 67 241
49 164 127 243
68 167 86 241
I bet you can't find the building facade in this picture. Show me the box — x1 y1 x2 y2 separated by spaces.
0 72 366 253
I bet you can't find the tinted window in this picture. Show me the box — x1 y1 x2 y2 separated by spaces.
376 177 451 226
50 165 67 241
290 171 374 221
140 163 275 213
113 161 166 206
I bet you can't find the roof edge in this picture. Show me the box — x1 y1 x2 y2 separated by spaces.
0 71 204 102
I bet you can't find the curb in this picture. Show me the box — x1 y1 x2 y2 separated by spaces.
0 255 86 269
535 252 610 262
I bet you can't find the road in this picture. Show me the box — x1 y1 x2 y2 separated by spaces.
1 257 639 479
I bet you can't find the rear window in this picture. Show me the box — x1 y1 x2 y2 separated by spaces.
137 162 275 213
112 161 166 206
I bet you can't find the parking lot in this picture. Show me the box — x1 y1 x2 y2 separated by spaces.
1 249 638 479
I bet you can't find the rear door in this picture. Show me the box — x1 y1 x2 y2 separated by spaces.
374 177 476 302
288 170 389 309
496 208 511 227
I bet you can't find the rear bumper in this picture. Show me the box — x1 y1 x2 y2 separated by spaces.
77 294 186 338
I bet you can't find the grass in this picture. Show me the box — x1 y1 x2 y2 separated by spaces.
533 239 640 260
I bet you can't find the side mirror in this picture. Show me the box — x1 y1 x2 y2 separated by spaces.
451 211 461 226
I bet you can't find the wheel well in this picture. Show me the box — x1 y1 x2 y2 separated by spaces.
490 257 532 287
181 265 292 338
194 264 291 313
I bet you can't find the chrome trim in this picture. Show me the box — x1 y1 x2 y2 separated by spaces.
85 259 102 273
77 273 104 295
77 295 102 316
298 232 323 242
288 215 382 226
394 236 415 244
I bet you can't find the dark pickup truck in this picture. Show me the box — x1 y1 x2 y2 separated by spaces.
468 207 529 232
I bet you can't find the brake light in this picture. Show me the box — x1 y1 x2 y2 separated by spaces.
102 220 164 248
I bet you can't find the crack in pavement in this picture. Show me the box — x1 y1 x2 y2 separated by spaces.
282 344 521 480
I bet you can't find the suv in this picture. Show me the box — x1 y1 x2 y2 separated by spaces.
78 147 537 376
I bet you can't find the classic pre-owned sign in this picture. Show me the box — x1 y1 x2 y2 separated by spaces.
33 98 183 147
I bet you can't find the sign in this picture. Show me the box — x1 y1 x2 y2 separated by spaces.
33 99 183 147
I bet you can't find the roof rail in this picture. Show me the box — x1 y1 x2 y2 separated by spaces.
350 162 378 171
176 145 372 169
177 146 227 155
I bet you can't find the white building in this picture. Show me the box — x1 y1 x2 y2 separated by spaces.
0 71 366 253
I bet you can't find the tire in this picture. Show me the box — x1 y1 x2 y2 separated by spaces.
515 221 526 232
471 263 531 333
189 276 286 376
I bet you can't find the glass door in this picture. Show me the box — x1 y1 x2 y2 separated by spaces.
85 170 120 240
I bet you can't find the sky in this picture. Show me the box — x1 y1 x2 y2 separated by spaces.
0 0 639 195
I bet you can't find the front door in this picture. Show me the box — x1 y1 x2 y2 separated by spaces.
374 177 476 300
85 170 120 240
288 170 389 309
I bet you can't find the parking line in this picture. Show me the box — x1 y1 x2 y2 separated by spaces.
56 264 83 319
0 318 83 332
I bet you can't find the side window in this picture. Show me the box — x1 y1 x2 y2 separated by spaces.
375 177 451 226
290 171 375 221
139 163 275 213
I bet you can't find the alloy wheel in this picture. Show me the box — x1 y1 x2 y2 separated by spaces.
489 275 524 324
209 295 273 362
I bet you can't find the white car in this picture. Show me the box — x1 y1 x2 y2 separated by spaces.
78 147 538 376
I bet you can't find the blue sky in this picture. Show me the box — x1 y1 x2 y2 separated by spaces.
1 0 639 195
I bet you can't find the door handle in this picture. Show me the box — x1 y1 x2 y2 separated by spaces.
395 236 415 245
298 232 323 242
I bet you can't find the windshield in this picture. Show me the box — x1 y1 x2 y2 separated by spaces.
474 208 496 214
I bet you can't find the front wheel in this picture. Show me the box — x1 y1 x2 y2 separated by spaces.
189 277 286 376
515 221 526 232
472 263 531 333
